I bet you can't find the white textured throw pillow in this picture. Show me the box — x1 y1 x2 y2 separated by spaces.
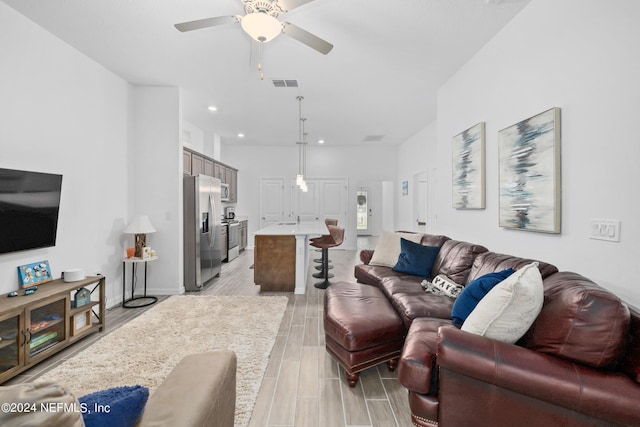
369 231 424 268
461 262 543 344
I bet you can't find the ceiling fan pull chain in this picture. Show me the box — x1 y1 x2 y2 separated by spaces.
258 42 264 80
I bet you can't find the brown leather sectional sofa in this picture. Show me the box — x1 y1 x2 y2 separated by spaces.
349 233 640 427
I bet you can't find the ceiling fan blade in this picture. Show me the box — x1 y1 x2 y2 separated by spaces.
174 15 239 32
282 22 333 55
277 0 315 13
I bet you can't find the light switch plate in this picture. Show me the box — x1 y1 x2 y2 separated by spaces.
589 219 621 242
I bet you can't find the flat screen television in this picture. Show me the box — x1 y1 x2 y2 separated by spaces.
0 168 63 254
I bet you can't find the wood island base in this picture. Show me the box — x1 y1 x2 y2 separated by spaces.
254 235 296 292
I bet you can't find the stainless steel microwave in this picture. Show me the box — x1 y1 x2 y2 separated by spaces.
221 183 230 201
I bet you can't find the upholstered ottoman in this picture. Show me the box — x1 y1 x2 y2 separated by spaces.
324 281 404 387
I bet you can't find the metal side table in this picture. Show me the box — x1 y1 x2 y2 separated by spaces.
122 256 158 308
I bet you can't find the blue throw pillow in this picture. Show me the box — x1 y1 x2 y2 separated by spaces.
79 385 149 427
451 268 515 326
392 238 440 277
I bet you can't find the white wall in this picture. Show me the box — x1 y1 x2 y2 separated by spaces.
181 120 204 153
382 181 394 231
433 0 640 306
396 122 437 232
222 144 398 250
131 86 182 296
0 3 129 305
210 132 221 161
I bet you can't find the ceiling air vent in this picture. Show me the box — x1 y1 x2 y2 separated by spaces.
363 135 384 142
272 79 299 88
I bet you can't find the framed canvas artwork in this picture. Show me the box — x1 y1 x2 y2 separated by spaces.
452 122 485 209
498 107 561 233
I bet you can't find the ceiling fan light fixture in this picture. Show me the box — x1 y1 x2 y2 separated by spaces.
241 12 282 43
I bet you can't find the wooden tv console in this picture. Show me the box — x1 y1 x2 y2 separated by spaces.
0 276 105 383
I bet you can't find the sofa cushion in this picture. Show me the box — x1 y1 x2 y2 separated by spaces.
461 262 543 344
521 271 630 368
419 233 451 248
79 385 149 427
378 276 424 300
355 264 417 288
430 240 488 285
369 231 424 267
392 293 456 329
466 251 558 282
392 238 440 277
451 268 514 326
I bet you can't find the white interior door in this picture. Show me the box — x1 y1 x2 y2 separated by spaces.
414 171 429 232
260 178 285 228
291 180 320 222
321 179 347 227
291 178 347 227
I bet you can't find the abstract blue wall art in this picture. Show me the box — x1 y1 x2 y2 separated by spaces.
452 122 485 209
498 108 561 233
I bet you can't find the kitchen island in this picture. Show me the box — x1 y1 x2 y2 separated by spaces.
253 221 329 294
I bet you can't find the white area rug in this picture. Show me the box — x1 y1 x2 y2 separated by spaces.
39 295 289 427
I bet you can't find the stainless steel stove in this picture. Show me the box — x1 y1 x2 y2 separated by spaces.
221 218 239 261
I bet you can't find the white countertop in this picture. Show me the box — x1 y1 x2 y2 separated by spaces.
253 220 328 236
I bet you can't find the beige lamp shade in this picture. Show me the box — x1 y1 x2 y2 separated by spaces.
124 215 156 234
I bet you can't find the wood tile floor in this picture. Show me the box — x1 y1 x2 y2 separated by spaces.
7 236 414 427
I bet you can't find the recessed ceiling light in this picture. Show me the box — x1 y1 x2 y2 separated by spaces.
237 133 245 138
207 105 217 112
318 139 325 144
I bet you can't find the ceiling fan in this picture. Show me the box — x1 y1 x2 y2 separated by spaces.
174 0 333 55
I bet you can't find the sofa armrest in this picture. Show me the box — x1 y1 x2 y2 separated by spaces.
360 250 374 265
437 328 640 426
139 350 237 427
398 319 457 394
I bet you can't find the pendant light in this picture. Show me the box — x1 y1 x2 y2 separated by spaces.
296 96 308 192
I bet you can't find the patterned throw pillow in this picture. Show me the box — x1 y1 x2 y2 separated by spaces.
421 274 464 298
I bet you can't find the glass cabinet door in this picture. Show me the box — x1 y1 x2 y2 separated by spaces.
357 190 371 235
0 312 22 379
27 298 66 360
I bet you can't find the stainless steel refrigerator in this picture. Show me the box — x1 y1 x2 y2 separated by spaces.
183 174 222 291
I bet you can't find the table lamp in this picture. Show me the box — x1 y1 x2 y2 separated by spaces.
124 215 156 257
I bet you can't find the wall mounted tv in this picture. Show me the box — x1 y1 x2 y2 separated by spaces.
0 168 63 254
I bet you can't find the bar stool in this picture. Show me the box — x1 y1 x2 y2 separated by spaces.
313 218 338 260
312 225 345 289
313 219 339 277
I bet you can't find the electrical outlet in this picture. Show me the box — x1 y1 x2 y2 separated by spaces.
589 220 621 242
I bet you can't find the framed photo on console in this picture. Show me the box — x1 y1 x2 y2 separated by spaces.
71 309 92 336
18 260 53 287
452 122 485 209
498 107 561 233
